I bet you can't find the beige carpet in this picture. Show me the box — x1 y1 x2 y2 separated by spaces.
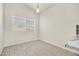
1 40 79 56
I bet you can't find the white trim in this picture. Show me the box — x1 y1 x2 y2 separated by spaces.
41 39 79 54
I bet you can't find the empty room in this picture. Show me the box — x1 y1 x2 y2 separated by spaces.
0 3 79 56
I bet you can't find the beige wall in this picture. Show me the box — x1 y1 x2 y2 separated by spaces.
40 4 79 47
3 3 37 47
0 3 3 54
3 3 79 49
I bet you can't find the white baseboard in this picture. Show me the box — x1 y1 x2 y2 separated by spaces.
0 48 3 55
3 39 38 47
41 39 79 55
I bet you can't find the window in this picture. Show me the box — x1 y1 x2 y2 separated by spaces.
12 16 35 32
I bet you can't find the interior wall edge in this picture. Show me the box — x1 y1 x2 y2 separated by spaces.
23 4 36 13
0 3 3 55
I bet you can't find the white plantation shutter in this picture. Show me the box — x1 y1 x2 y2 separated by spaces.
12 16 35 32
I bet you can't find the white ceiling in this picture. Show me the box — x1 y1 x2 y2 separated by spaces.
25 3 55 13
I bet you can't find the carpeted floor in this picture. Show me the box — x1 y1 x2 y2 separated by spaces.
1 40 79 56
